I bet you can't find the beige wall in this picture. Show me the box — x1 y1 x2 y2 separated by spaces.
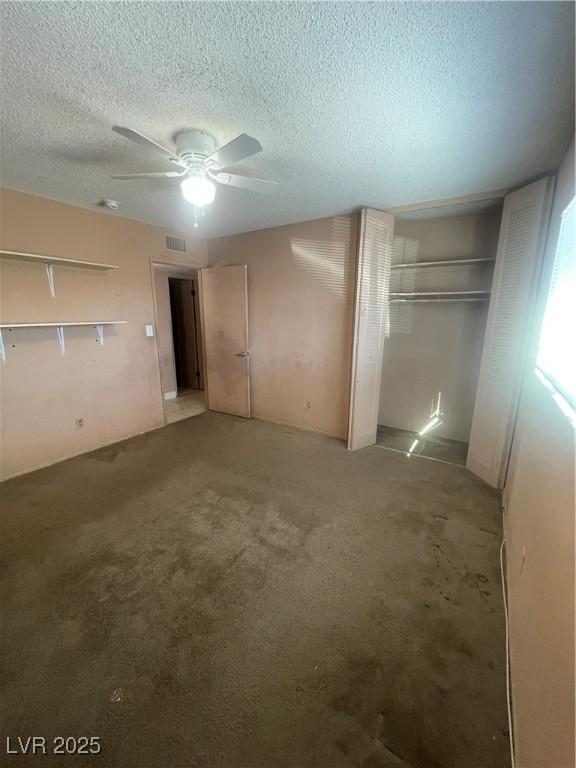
207 215 358 438
379 207 501 442
504 139 575 768
0 189 206 479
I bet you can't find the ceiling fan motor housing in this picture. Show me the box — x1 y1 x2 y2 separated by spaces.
175 129 217 174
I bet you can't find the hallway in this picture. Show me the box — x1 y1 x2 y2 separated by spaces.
164 390 206 424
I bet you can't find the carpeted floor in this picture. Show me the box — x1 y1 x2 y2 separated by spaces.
1 412 510 768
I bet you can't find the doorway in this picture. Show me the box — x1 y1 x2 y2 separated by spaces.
165 276 205 423
152 263 206 424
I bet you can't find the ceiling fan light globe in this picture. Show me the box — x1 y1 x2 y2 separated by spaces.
180 176 216 207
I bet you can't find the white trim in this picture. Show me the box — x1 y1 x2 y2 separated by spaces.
466 177 554 488
347 208 395 450
149 260 169 426
387 188 508 215
164 390 177 400
152 259 202 274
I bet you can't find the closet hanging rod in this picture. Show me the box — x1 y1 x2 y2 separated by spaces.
391 257 495 270
390 290 490 298
390 297 489 304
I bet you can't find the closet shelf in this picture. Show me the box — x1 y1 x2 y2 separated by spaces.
391 257 495 270
0 321 127 361
0 249 119 298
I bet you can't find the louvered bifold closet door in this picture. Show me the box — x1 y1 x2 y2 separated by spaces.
467 177 553 488
347 209 394 450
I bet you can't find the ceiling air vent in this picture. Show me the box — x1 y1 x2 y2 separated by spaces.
165 236 187 252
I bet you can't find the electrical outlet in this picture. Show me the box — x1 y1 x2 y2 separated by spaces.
75 418 84 430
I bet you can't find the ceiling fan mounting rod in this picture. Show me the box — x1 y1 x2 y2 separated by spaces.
175 128 217 170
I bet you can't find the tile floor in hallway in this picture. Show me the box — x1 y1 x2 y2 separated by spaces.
165 389 207 423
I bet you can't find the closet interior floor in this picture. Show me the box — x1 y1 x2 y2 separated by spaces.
376 424 469 466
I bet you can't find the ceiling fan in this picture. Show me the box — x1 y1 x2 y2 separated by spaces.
111 125 278 209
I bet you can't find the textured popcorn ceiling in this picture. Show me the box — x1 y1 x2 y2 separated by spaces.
0 1 574 238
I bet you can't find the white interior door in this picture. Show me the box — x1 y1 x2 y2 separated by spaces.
348 208 395 450
199 265 251 418
467 177 553 488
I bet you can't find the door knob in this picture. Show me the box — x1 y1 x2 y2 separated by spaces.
235 351 250 357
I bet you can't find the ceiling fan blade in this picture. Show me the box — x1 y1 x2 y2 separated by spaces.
111 170 186 180
206 134 263 168
112 125 180 162
214 172 278 194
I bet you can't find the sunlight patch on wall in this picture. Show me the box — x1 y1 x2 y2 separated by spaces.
290 216 352 298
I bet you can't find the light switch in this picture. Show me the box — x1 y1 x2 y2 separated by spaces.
145 324 154 337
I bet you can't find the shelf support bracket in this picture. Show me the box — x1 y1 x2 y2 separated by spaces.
45 264 55 297
56 325 65 355
0 330 5 363
96 324 104 345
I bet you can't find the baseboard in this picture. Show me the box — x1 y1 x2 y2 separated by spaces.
254 415 344 440
164 390 177 400
0 420 165 482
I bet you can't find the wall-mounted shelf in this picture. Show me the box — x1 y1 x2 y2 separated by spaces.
0 251 119 270
0 321 127 360
0 321 127 328
391 257 495 270
0 250 118 297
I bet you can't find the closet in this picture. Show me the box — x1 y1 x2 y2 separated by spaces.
348 178 554 489
378 203 501 464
